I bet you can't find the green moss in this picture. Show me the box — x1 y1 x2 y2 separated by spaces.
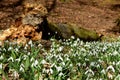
47 22 100 41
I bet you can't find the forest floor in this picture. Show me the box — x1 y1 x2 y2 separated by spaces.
48 0 120 37
0 0 120 38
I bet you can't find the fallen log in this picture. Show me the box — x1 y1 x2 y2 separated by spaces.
42 21 102 41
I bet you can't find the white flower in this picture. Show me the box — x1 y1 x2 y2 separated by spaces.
56 66 62 72
23 55 28 60
72 42 77 47
61 62 65 66
32 60 38 67
85 69 94 76
28 40 33 45
48 32 50 35
8 47 13 51
34 60 38 65
101 69 106 74
19 66 24 72
15 48 19 52
12 71 19 79
112 50 119 56
3 48 6 52
58 46 64 52
0 63 2 69
66 57 70 61
59 72 63 76
42 68 46 73
58 55 63 61
8 57 14 62
0 55 4 60
71 36 75 39
106 65 115 72
50 68 53 74
46 69 50 74
30 57 34 62
24 44 28 50
41 60 46 64
116 61 120 65
90 62 95 66
70 64 73 67
15 58 20 62
67 78 71 80
83 63 86 67
38 44 42 47
27 52 31 55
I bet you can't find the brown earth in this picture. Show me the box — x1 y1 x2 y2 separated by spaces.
48 0 120 37
0 0 120 37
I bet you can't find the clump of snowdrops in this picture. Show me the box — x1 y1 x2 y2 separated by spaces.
0 37 120 80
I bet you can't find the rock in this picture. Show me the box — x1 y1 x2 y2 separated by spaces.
46 22 101 41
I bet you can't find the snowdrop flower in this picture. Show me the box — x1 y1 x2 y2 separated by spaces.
42 68 46 73
27 52 31 55
32 60 38 67
8 57 14 62
23 55 28 60
83 63 86 67
96 64 100 68
15 58 20 62
58 46 64 52
59 72 63 76
19 66 24 72
56 66 62 72
41 60 46 64
112 50 119 56
0 63 2 69
49 68 53 74
85 69 94 76
30 57 34 62
38 43 42 47
8 47 13 51
48 32 50 35
12 71 19 79
28 40 33 45
15 48 19 52
90 62 95 66
61 62 65 66
101 69 106 74
0 55 3 60
81 48 86 52
58 55 63 61
67 78 71 80
3 48 6 52
70 64 73 67
72 41 78 47
71 36 75 39
106 65 115 72
112 61 115 65
24 44 28 50
66 57 70 61
116 61 120 65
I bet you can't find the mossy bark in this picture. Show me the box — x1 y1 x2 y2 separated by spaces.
46 22 100 41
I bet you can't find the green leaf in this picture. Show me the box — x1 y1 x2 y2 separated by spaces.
24 57 30 71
